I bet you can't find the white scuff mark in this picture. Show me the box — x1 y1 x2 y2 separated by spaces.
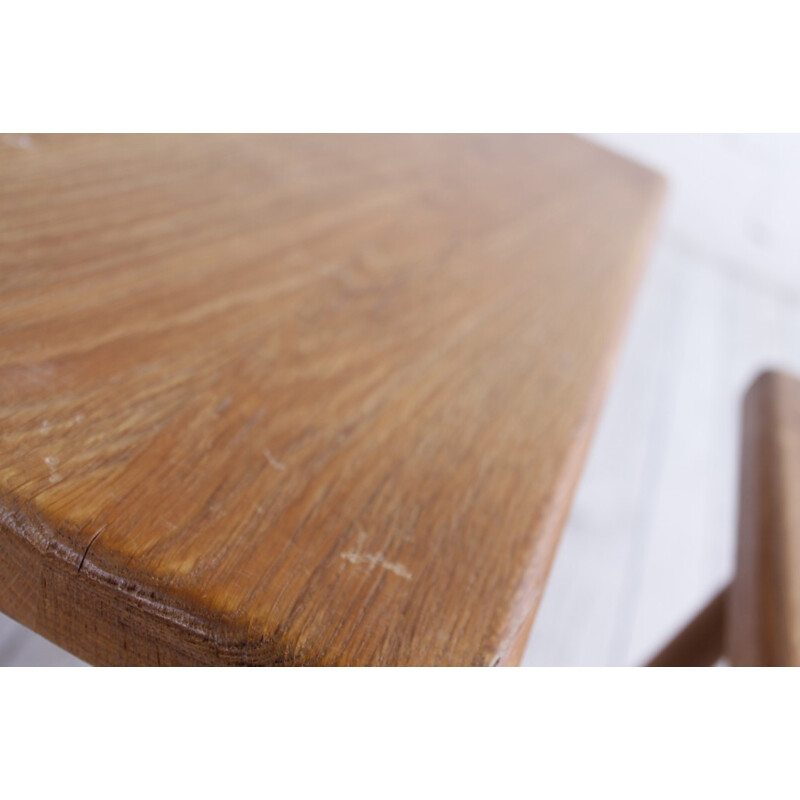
40 420 51 434
340 532 412 580
264 449 286 471
73 413 85 424
2 133 33 149
44 456 62 483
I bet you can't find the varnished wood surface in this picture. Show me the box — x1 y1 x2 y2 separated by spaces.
729 371 800 666
0 134 664 665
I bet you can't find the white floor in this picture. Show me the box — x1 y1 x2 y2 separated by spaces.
524 134 800 665
3 134 800 666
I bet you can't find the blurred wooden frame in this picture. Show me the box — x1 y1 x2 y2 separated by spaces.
647 371 800 667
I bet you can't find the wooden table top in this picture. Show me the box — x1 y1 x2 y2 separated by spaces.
0 134 663 665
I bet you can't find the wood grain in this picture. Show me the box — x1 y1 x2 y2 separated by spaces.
729 371 800 666
0 134 664 665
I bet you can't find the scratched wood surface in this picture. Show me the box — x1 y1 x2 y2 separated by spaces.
0 134 663 665
728 371 800 666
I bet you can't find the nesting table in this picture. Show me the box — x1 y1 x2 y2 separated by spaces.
0 134 664 665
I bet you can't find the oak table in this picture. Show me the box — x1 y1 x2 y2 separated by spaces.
0 134 664 666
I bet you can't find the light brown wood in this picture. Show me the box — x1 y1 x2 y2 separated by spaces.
645 586 727 667
728 370 800 666
0 134 664 665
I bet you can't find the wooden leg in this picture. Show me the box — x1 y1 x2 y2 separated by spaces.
645 370 800 667
645 586 728 667
727 371 800 666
